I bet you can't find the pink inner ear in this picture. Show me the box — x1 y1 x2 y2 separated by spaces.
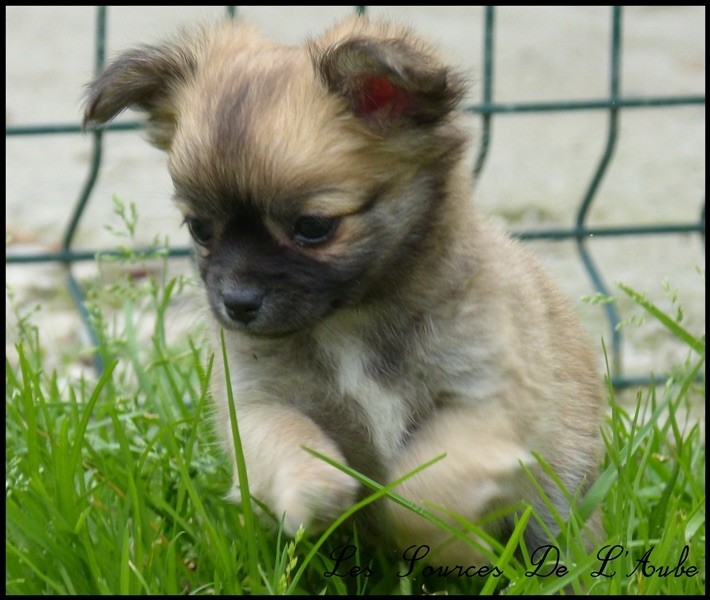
355 75 412 118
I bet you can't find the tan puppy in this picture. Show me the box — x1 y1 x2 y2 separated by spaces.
84 16 603 563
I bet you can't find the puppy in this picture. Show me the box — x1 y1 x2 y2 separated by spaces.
84 16 603 564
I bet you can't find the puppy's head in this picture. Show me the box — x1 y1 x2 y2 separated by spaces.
84 17 467 337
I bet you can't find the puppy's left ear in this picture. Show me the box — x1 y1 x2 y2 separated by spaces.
83 42 196 149
310 19 465 135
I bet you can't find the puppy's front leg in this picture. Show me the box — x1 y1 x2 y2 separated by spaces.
221 401 359 536
387 405 533 565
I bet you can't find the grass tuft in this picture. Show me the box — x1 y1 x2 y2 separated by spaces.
5 205 705 593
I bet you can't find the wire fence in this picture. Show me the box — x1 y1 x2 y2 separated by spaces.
5 6 705 387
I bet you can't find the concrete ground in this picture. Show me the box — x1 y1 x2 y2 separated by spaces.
6 6 706 390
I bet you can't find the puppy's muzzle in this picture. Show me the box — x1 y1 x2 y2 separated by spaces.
223 285 265 325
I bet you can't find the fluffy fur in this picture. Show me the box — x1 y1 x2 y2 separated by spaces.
84 16 603 563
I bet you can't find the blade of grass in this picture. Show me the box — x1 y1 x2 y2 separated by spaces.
616 282 705 355
480 505 532 595
220 328 261 589
286 451 448 593
6 541 66 594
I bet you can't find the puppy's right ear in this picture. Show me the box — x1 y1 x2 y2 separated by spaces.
83 43 195 149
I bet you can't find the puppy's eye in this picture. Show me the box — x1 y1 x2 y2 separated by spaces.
293 215 339 246
185 217 213 246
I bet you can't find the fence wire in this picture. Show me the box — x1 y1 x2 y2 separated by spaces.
6 6 706 387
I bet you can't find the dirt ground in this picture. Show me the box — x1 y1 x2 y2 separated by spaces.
5 6 706 394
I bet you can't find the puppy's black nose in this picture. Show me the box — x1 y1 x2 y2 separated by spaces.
224 286 265 324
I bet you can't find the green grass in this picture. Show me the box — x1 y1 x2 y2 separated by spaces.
5 216 705 594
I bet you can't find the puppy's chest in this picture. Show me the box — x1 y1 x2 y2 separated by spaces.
318 335 413 462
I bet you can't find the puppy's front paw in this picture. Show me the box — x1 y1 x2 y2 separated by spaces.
274 451 359 536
